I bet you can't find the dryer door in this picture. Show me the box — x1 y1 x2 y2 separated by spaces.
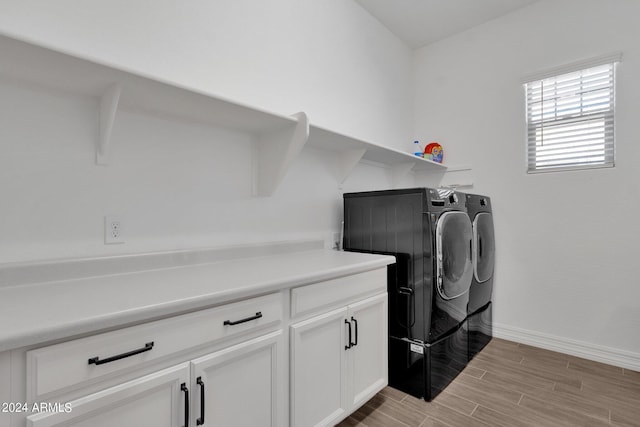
436 211 473 300
473 212 495 283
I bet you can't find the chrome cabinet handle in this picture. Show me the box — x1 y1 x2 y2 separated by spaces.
88 342 154 365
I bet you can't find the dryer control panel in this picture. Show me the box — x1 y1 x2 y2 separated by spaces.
427 188 466 211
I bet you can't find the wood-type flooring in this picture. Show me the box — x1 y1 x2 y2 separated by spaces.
336 338 640 426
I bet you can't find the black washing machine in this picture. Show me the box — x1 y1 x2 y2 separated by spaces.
466 193 495 360
343 188 473 401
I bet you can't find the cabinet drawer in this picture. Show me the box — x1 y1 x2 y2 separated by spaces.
27 292 282 399
290 268 386 319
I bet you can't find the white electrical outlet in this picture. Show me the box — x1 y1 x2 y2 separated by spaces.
105 215 124 244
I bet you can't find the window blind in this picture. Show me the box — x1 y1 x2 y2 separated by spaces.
525 62 616 173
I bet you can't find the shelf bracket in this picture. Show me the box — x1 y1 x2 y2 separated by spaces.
253 111 309 196
391 162 415 188
96 83 121 165
336 148 366 184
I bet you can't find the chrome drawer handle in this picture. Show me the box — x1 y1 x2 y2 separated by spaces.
88 341 154 365
223 311 262 326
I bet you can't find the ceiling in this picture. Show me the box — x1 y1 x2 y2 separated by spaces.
355 0 540 48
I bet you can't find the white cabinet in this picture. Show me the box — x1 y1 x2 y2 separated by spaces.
26 292 282 400
26 331 284 427
290 307 349 427
23 293 285 427
290 293 387 427
190 331 283 427
10 263 392 427
347 294 388 410
26 363 190 427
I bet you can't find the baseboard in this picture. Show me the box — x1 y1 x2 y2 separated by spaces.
494 322 640 372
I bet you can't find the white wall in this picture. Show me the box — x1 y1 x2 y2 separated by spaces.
414 0 640 359
0 0 414 263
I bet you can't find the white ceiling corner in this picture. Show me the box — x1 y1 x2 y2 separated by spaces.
355 0 541 49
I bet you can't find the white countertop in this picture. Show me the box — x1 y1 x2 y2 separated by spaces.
0 246 394 352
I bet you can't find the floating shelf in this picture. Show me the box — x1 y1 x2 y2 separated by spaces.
0 33 298 165
1 32 449 194
306 124 447 184
0 34 298 134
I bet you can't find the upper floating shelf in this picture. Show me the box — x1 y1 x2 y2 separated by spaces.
0 33 297 135
0 32 300 196
0 32 448 193
308 125 446 170
307 125 447 184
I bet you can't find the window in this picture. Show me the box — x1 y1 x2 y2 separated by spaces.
524 54 621 173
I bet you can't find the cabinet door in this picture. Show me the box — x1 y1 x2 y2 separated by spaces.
290 307 349 427
26 363 190 427
190 331 283 427
348 293 388 409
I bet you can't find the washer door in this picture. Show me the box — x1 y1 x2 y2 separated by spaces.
473 212 495 283
436 211 473 300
